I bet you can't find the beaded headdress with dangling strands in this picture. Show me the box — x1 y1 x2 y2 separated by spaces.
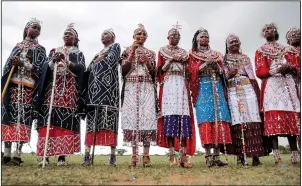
286 27 300 44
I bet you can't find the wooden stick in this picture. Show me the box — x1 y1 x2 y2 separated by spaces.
1 65 16 101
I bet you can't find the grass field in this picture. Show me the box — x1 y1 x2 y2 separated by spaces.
2 154 300 185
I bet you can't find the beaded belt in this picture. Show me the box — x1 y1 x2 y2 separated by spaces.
228 78 251 88
11 74 35 88
166 71 184 76
126 75 152 82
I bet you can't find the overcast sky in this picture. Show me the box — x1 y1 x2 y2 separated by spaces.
1 1 300 156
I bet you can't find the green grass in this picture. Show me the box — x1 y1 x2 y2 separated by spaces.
2 154 300 185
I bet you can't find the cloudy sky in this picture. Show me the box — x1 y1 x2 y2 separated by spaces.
1 1 300 156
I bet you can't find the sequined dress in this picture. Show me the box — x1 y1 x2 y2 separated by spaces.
156 45 196 156
189 48 232 147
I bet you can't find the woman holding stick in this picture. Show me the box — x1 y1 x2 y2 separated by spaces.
34 23 86 166
1 18 46 166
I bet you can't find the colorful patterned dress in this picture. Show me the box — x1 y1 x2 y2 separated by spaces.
189 48 232 148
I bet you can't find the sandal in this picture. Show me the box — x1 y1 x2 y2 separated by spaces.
213 154 228 167
205 155 215 167
180 155 193 168
129 154 138 168
143 154 152 168
108 154 117 166
169 154 179 168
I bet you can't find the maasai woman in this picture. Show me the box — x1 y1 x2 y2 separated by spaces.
34 23 86 166
283 27 301 151
120 24 157 168
1 18 46 166
189 28 231 167
157 23 196 168
255 23 300 165
284 27 300 97
223 34 270 166
82 29 121 166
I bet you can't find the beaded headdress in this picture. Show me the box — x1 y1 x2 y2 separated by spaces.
168 21 182 37
133 23 148 37
226 33 241 48
197 27 209 39
103 28 115 41
286 27 300 43
261 23 277 38
64 23 78 38
25 17 42 28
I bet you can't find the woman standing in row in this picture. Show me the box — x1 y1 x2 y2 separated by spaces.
223 34 271 166
34 23 86 166
189 28 232 167
255 23 300 165
2 18 46 166
120 24 158 168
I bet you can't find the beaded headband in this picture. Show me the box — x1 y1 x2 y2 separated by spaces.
286 27 300 43
261 23 277 38
133 23 148 37
25 17 42 28
168 21 182 37
197 27 209 39
226 33 241 48
64 23 78 38
103 28 115 41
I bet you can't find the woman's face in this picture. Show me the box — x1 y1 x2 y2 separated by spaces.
168 33 180 46
27 24 41 39
197 35 209 46
228 38 240 53
134 30 147 45
63 29 76 46
101 32 113 45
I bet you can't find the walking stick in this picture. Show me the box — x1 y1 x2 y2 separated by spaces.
91 105 99 165
42 62 58 168
1 66 16 101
